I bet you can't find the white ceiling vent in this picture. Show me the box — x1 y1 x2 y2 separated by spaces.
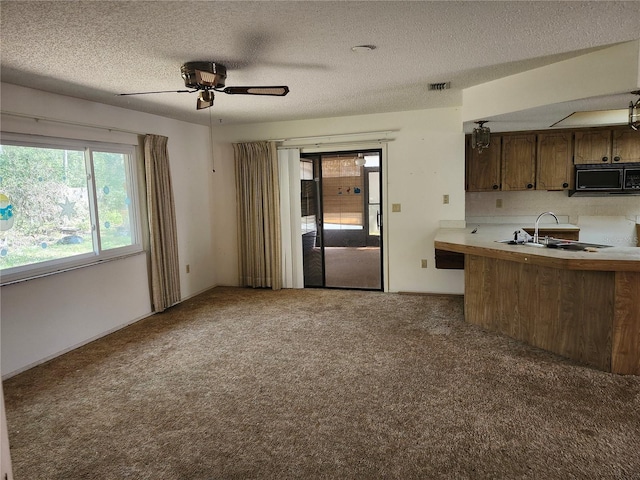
428 82 451 91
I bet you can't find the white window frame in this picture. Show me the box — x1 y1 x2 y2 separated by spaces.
0 133 144 285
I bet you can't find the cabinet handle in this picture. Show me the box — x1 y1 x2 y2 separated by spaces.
562 182 569 188
492 184 499 190
602 156 609 162
613 156 621 162
526 183 533 189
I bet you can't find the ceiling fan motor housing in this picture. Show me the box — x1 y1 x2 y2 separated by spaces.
181 61 227 89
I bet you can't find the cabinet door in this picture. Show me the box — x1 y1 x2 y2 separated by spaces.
612 129 640 163
466 135 501 192
574 129 611 164
537 132 573 190
501 134 536 191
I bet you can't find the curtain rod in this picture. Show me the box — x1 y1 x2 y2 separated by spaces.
271 130 397 143
276 138 394 150
1 110 148 137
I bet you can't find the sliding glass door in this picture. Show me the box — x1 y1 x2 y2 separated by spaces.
300 150 382 290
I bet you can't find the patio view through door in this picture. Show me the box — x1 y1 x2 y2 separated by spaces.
300 150 382 290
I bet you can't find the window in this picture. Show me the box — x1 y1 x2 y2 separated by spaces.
0 134 142 284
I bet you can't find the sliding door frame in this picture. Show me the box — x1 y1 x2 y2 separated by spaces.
300 148 384 291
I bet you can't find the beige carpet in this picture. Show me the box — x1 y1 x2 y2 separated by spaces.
4 287 640 479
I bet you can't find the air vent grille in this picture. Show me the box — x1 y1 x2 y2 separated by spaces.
428 82 451 91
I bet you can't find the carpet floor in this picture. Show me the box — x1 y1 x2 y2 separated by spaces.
4 287 640 479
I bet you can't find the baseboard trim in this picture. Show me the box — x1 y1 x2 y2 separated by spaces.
398 291 464 298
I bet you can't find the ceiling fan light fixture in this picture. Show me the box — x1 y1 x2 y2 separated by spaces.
197 90 214 110
629 90 640 131
472 120 490 153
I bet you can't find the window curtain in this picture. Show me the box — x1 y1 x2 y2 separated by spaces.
234 141 282 289
278 148 304 288
144 134 181 311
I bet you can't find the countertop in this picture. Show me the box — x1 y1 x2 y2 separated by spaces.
435 224 640 272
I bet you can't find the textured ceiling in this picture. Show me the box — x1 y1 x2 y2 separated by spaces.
1 1 639 129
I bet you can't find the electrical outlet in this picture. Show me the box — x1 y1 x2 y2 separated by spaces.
392 203 401 212
421 259 428 268
443 194 449 205
496 198 503 208
186 264 190 274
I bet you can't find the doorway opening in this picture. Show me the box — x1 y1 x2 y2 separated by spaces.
300 149 382 290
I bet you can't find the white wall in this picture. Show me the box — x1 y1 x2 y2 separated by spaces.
211 108 466 294
1 256 151 376
1 84 217 377
463 40 640 122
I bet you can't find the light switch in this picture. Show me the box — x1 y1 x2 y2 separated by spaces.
443 194 449 205
392 203 401 212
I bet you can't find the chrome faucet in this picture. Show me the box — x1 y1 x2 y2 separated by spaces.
533 211 559 244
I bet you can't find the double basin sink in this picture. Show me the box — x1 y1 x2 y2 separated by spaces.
498 237 612 251
540 239 612 251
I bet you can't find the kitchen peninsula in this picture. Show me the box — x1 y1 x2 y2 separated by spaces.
435 225 640 375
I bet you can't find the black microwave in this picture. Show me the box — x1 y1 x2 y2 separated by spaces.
574 164 640 194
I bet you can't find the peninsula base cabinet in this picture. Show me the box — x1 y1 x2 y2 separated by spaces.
465 255 640 375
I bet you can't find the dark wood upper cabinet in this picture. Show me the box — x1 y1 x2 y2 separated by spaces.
612 129 640 163
537 132 574 190
501 134 536 191
573 129 612 164
574 127 640 164
465 126 639 192
466 135 501 192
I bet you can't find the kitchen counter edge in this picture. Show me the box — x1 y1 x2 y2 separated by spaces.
435 227 640 272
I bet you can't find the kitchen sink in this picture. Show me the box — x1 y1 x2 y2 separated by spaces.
543 239 612 251
497 238 612 250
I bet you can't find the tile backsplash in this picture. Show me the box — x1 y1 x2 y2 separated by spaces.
466 191 640 246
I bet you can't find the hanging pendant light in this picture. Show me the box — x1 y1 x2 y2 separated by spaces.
629 91 640 131
472 121 491 153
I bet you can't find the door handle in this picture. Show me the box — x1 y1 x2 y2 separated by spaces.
376 211 381 229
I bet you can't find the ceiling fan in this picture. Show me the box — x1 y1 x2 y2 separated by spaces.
118 61 289 110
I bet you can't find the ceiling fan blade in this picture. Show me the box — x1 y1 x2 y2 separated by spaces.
117 89 195 96
196 90 214 110
221 86 289 96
